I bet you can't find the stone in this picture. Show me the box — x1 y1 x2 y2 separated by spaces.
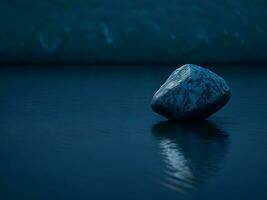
151 64 230 120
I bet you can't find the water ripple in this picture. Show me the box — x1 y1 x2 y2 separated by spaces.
152 120 229 194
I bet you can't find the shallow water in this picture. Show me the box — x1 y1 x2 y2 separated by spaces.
0 66 267 200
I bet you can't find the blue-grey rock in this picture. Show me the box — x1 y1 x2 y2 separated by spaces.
151 64 230 120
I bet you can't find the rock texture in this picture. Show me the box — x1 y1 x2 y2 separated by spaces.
151 64 230 120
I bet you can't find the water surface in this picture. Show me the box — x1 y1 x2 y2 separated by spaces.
0 66 267 199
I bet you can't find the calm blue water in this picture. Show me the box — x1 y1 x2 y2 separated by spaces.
0 66 267 200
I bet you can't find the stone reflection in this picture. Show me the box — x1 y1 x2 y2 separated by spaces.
152 120 229 194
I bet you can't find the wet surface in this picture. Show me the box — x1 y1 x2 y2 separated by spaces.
0 65 267 199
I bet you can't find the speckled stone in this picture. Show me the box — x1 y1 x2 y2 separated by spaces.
151 64 231 120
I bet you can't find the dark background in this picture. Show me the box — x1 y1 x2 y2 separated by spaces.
0 0 267 64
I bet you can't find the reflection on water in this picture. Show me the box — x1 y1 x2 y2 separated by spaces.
1 66 267 199
152 120 229 194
